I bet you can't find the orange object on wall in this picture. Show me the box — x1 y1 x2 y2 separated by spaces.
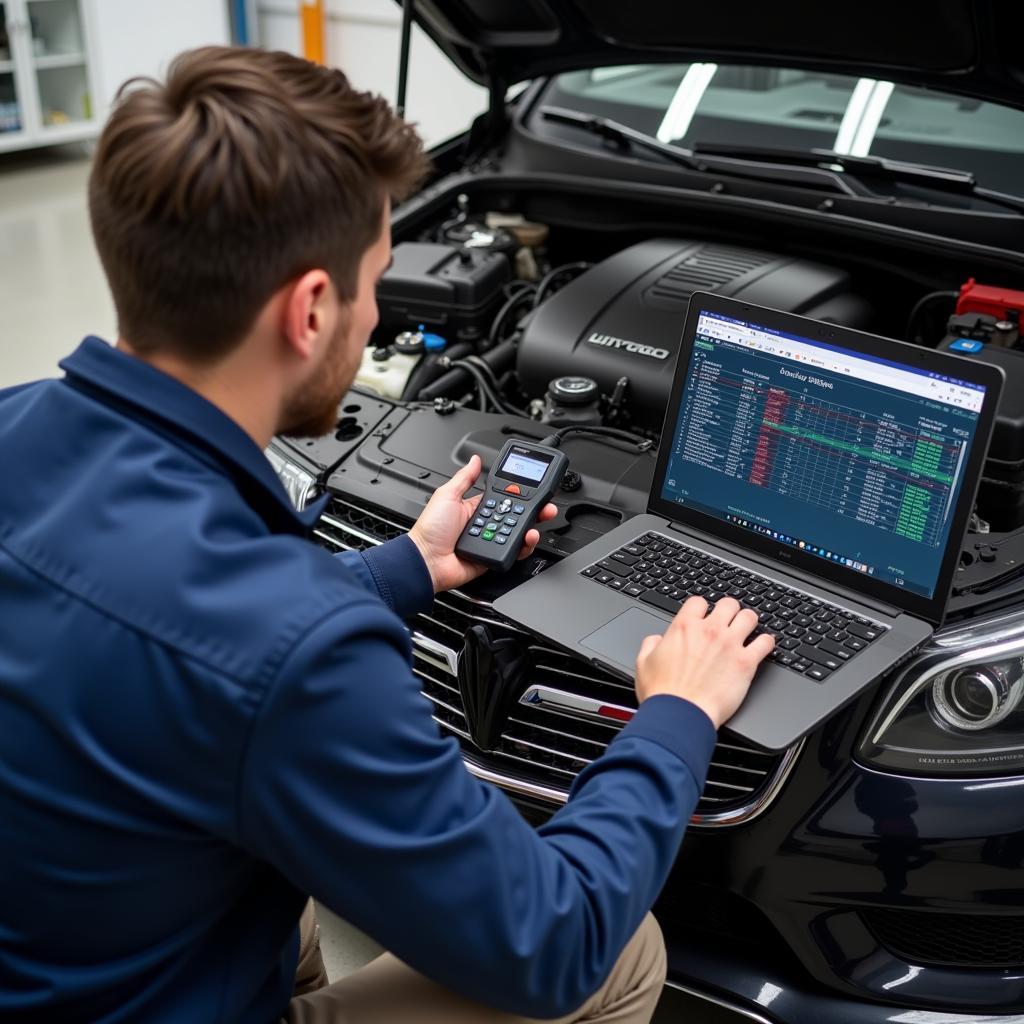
301 0 325 65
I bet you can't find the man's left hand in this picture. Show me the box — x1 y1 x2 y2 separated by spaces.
408 455 558 593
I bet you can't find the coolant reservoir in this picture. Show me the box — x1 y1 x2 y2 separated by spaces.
354 340 422 400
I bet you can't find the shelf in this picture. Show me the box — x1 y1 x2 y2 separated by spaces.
0 0 95 154
39 119 93 138
41 116 91 131
0 118 93 151
33 52 85 69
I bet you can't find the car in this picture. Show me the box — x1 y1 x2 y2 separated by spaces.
266 3 1024 1020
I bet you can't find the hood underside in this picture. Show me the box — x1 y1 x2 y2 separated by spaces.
408 0 1024 111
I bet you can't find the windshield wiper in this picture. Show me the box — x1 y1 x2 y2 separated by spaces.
691 143 1024 214
540 105 701 170
541 106 876 197
539 106 1024 213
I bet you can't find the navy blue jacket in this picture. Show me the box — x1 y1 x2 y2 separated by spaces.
0 338 716 1023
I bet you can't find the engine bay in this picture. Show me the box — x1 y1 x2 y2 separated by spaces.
286 188 1024 619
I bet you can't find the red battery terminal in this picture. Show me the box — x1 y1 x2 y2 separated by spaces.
956 278 1024 322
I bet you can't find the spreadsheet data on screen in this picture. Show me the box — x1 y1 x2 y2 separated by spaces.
661 312 984 598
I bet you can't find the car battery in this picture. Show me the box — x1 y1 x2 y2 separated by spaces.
375 242 510 341
956 277 1024 327
943 318 1024 529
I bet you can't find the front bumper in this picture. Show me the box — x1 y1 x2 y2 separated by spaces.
656 751 1024 1020
765 762 1024 1011
663 929 1024 1024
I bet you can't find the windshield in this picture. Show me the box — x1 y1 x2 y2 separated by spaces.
544 65 1024 197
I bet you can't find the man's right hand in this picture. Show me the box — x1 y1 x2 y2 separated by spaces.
635 596 774 729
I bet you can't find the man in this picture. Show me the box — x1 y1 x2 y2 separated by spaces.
0 47 773 1023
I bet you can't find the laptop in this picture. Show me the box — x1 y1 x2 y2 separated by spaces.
494 292 1003 750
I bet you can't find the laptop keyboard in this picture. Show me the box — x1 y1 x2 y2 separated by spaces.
580 532 887 682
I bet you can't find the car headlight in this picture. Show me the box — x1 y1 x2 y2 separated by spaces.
858 608 1024 776
265 444 319 511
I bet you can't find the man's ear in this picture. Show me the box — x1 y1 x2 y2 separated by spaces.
280 269 335 362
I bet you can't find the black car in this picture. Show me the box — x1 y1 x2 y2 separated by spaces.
267 3 1024 1020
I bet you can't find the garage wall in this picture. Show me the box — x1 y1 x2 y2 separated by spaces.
254 0 487 147
87 1 231 119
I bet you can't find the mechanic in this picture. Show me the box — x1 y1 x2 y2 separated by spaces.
0 47 774 1023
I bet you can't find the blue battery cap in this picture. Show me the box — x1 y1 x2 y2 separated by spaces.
417 325 447 352
950 338 985 353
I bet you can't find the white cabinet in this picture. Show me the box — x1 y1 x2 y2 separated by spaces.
0 0 99 152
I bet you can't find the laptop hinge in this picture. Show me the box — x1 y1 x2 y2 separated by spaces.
668 522 906 619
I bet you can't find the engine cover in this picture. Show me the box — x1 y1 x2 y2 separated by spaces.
517 238 870 430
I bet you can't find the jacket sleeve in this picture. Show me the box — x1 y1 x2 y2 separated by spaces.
332 535 434 619
236 600 715 1018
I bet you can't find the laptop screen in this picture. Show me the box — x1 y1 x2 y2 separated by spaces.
659 309 987 600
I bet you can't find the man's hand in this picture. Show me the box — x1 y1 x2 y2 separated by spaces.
408 455 558 593
635 596 774 729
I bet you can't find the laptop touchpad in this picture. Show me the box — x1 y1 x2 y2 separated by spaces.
581 607 669 671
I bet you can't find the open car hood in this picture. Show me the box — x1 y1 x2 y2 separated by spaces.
407 0 1024 111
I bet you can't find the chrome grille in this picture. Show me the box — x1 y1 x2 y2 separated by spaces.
314 496 407 549
517 646 781 805
313 493 801 824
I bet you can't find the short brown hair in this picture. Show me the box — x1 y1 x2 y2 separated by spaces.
89 46 428 360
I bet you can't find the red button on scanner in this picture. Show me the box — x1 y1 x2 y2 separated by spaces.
504 484 522 495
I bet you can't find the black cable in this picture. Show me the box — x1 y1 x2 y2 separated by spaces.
487 286 537 348
540 424 654 452
465 360 530 417
434 216 461 242
906 290 957 344
453 360 501 412
446 358 530 416
463 354 503 392
532 261 592 309
487 263 592 351
501 280 536 300
415 339 516 403
432 357 496 412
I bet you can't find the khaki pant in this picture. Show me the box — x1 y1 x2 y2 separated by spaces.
282 901 666 1023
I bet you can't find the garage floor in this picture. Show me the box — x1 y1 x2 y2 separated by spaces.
0 148 115 386
0 147 743 1023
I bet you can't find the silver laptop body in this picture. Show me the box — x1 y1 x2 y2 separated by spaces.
496 293 1003 750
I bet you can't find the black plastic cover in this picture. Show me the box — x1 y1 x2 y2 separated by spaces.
324 396 656 559
516 238 870 430
376 242 510 337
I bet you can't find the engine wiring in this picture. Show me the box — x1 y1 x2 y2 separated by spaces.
461 353 504 393
906 289 958 345
532 261 593 308
487 282 538 348
540 424 655 453
465 264 596 409
442 357 529 416
449 358 502 412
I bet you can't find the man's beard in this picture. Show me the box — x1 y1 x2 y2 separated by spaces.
279 317 354 439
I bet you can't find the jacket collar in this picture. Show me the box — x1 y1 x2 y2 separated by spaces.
60 337 329 536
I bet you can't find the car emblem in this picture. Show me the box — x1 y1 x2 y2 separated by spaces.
457 625 531 750
585 332 670 360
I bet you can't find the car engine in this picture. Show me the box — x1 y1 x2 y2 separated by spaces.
360 229 871 437
334 204 1024 547
515 238 871 430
